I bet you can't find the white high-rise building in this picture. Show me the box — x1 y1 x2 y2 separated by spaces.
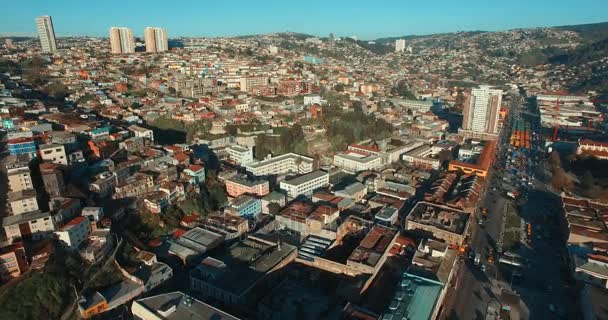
109 27 135 54
395 39 406 53
144 27 168 53
36 16 57 53
462 85 503 134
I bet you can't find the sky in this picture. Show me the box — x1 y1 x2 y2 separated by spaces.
1 0 608 40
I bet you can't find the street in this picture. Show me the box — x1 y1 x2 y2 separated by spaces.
441 93 579 320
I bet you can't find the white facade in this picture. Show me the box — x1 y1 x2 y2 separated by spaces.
333 152 383 173
3 211 55 240
280 170 329 199
8 191 39 215
465 85 502 134
395 39 406 53
40 144 68 166
304 95 321 106
129 125 154 143
226 145 254 165
36 16 57 53
246 153 313 177
7 169 33 192
55 217 90 250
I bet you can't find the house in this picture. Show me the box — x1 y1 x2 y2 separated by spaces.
183 164 205 185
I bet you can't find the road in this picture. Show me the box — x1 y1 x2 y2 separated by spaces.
440 95 519 320
441 92 580 320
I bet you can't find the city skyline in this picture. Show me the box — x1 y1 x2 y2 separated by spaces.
1 0 608 39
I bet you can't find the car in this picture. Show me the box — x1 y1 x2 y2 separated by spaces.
481 264 486 272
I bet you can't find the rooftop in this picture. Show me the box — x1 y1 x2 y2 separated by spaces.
281 170 328 186
407 201 469 235
133 291 240 320
348 224 397 267
190 237 296 297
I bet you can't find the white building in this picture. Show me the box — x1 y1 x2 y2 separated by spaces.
395 39 406 53
462 85 503 135
128 125 154 144
7 168 33 192
55 216 90 250
8 190 39 215
39 144 68 166
280 170 329 199
333 151 383 173
304 95 321 106
226 145 254 165
3 210 55 240
245 153 314 177
36 16 57 53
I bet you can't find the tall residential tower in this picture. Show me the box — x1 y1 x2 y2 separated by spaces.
462 85 503 135
109 27 135 54
36 16 57 53
144 27 168 53
395 39 406 53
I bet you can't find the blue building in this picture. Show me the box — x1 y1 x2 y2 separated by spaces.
230 195 261 219
8 138 36 157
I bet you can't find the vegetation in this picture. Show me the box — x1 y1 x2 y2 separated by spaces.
0 245 84 320
548 151 575 191
45 81 70 100
254 124 308 159
323 106 394 151
391 80 417 99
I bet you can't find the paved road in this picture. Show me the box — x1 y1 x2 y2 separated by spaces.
440 96 519 320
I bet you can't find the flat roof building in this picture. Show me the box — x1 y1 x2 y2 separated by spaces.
405 202 470 246
132 291 240 320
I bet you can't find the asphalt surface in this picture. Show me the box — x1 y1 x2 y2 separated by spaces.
441 93 579 320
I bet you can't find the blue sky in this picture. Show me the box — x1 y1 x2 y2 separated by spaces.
1 0 607 39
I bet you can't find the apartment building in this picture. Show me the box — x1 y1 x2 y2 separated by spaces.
225 144 254 165
239 76 268 91
55 216 91 250
3 210 55 241
39 143 68 166
280 170 329 199
8 190 39 215
36 16 57 53
229 195 262 219
462 85 503 135
7 167 33 192
0 242 29 282
245 153 313 177
144 27 168 53
114 173 154 199
225 175 269 197
109 27 135 54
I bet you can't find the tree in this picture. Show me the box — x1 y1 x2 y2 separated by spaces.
168 87 177 95
334 84 345 92
45 82 70 100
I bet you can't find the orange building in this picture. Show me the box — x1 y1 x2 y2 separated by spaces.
448 140 496 177
310 103 323 119
225 175 269 198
